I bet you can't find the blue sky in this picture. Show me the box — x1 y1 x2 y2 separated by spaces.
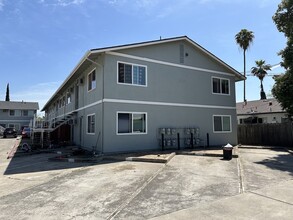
0 0 286 113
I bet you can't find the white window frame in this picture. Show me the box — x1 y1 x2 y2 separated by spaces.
86 114 95 135
116 111 147 135
212 77 230 95
87 68 96 92
213 115 232 133
117 61 147 87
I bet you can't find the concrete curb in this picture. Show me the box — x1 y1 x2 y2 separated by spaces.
179 151 238 158
238 145 286 150
126 152 176 163
48 155 103 163
7 137 22 159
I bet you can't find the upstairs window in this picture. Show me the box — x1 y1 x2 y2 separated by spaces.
118 62 146 86
212 77 230 95
88 69 96 91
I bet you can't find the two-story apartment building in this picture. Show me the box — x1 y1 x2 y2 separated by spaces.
42 36 244 153
0 101 39 132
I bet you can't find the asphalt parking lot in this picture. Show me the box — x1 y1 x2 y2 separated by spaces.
0 138 293 219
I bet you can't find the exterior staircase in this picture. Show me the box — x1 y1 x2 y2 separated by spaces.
31 111 77 148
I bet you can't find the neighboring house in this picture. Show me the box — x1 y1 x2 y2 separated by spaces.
42 36 244 153
0 101 39 132
236 98 288 124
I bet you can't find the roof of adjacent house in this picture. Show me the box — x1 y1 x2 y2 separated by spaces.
236 99 285 115
0 101 39 110
42 36 244 111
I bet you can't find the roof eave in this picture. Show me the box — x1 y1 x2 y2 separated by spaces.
91 36 244 81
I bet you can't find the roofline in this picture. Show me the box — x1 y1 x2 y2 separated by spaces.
237 111 286 116
42 36 244 111
91 36 244 80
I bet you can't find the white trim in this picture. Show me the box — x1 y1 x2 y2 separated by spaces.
86 113 95 135
91 36 243 80
108 51 233 77
213 115 232 133
104 99 236 110
0 120 31 122
211 76 230 96
49 100 103 122
117 61 147 87
49 98 235 123
116 111 147 135
93 37 188 54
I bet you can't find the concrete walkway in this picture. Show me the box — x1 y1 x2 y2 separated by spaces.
151 179 293 219
1 141 293 219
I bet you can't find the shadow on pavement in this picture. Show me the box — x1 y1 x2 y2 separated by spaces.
255 148 293 176
3 144 125 175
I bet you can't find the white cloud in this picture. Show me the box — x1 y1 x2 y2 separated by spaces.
39 0 86 7
104 0 195 18
57 0 86 6
199 0 279 8
0 0 5 11
11 82 60 112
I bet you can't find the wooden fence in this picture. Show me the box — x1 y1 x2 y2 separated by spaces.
237 122 293 147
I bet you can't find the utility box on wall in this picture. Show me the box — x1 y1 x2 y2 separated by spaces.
158 127 203 150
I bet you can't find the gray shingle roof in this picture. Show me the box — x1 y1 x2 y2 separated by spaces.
0 101 39 110
236 99 284 115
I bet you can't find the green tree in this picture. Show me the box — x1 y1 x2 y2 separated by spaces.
251 60 271 100
272 74 293 117
235 29 255 102
272 0 293 117
5 83 10 101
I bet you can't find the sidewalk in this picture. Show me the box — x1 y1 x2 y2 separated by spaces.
150 179 293 220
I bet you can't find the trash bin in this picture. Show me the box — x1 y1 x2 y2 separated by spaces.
223 143 233 160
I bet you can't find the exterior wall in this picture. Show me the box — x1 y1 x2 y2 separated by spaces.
116 40 232 73
104 43 236 107
45 56 104 149
99 41 237 152
103 102 237 153
73 103 103 152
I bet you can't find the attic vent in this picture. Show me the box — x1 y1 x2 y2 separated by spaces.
179 44 184 64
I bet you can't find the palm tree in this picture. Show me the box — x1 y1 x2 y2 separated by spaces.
235 29 254 102
251 60 271 100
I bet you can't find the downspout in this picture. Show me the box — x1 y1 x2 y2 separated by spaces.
101 54 105 154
